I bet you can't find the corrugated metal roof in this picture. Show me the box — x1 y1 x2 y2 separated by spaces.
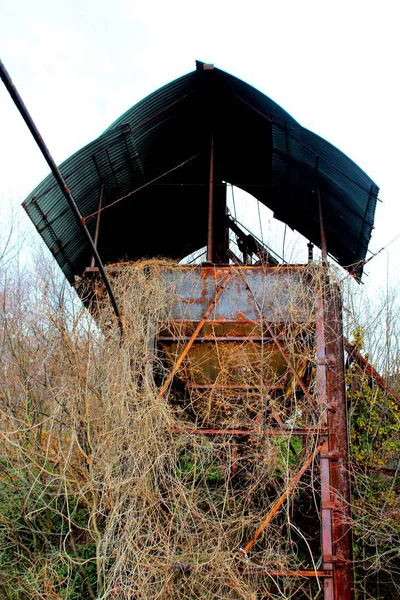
23 62 379 283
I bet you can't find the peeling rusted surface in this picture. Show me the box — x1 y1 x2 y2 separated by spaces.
164 266 312 323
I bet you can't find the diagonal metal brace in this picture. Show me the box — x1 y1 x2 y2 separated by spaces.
240 441 324 555
239 273 315 406
158 271 233 398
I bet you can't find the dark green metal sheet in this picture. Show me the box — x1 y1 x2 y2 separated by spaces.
23 62 379 283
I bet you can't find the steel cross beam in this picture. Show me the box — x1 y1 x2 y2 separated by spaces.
171 428 326 436
241 567 333 578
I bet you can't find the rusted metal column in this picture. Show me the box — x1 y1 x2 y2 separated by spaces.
316 290 334 600
316 275 354 600
207 134 215 262
318 189 328 263
212 182 229 264
308 241 314 263
325 285 354 599
90 184 104 268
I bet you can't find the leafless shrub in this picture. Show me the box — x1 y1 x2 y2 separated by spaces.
0 258 397 599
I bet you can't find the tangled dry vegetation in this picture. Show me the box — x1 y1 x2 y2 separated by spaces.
0 260 398 599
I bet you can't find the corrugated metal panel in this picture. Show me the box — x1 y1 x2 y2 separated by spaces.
23 63 379 284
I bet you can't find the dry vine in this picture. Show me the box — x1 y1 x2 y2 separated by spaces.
0 260 398 599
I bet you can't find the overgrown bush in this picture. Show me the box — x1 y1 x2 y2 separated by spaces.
0 259 398 599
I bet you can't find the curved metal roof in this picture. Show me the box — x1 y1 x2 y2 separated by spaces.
23 61 379 283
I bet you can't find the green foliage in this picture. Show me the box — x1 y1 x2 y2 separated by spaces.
177 446 223 483
0 467 97 599
273 437 303 475
347 341 400 599
349 373 400 469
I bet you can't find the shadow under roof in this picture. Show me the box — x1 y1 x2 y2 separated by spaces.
23 61 379 283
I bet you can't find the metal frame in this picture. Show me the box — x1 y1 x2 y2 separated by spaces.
159 265 354 599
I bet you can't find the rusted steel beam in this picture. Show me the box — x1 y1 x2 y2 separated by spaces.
213 182 229 264
240 442 324 556
272 570 332 579
315 287 338 600
171 428 326 436
263 319 314 405
90 184 104 268
320 440 334 574
324 577 334 600
158 272 232 398
185 384 285 390
362 465 399 477
158 336 282 342
172 428 255 436
326 289 354 599
0 59 123 334
315 291 334 590
207 134 215 262
241 568 333 578
316 288 336 600
318 188 328 262
344 337 400 404
226 248 244 265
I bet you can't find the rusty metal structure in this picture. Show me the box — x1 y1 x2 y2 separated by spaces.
2 59 381 599
155 264 353 599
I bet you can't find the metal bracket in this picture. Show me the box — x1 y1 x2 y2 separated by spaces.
320 451 341 461
323 553 347 567
322 499 343 512
317 355 336 369
322 500 336 510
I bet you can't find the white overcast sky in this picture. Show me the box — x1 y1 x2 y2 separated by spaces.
1 0 399 294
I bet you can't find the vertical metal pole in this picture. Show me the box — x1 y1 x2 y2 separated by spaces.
207 134 215 262
316 276 354 600
212 181 229 264
308 242 314 263
90 184 104 268
326 286 354 600
318 188 328 263
316 177 342 600
316 292 334 600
